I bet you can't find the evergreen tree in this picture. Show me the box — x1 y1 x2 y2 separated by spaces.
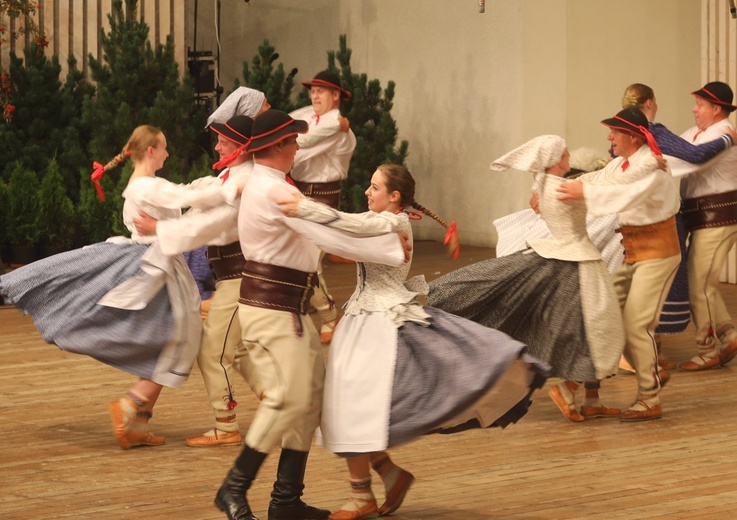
76 167 116 245
306 35 409 213
83 0 198 187
5 162 40 247
58 55 96 202
37 157 75 249
0 178 8 255
236 39 299 113
0 43 91 202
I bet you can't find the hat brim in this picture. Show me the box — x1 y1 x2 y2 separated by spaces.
209 122 250 146
691 90 737 113
301 79 352 101
247 119 309 153
601 118 646 139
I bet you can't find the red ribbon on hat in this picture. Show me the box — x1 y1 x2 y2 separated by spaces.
212 141 250 170
90 162 106 201
612 116 663 155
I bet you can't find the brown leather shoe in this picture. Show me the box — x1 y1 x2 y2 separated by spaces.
186 429 242 447
658 356 678 370
658 369 671 388
720 338 737 366
329 496 378 520
620 401 662 422
679 355 721 371
548 386 584 422
580 405 621 418
378 469 414 516
109 399 134 450
128 430 166 447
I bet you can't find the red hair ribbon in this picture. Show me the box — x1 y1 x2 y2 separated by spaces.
444 221 461 261
90 161 106 201
406 209 423 221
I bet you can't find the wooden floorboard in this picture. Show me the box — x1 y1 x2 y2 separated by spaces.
2 241 737 519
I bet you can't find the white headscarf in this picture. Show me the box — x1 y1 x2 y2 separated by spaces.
206 87 266 128
490 135 567 173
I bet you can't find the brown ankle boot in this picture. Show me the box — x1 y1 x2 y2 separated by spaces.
127 410 165 447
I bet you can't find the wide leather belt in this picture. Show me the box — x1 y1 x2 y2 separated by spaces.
238 260 317 315
681 189 737 231
293 179 342 209
207 242 245 282
617 216 680 264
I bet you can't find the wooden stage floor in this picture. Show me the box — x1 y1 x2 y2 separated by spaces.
2 241 737 519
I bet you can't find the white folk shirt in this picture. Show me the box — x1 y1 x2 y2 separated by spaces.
579 145 680 227
290 106 357 183
680 118 737 199
156 160 254 255
238 164 404 273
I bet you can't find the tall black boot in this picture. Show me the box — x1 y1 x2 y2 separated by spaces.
267 449 330 520
215 444 268 520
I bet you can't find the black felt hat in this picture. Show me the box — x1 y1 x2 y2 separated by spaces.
301 70 352 101
247 110 308 153
692 81 737 113
601 107 650 138
209 115 254 145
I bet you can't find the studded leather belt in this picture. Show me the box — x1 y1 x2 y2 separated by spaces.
681 189 737 231
207 241 245 282
238 260 317 315
293 180 342 209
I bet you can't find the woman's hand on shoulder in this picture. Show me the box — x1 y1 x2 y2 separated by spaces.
654 154 668 172
556 180 584 203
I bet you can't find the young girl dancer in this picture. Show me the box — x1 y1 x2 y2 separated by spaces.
0 125 240 449
279 163 548 520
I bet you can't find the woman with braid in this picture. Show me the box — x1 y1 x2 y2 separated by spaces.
0 125 242 450
279 164 548 520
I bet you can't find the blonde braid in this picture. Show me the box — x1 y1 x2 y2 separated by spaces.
621 91 639 109
621 83 654 110
102 151 129 173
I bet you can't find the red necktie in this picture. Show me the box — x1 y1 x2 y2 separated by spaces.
621 160 629 172
285 173 297 187
692 129 704 142
220 170 229 182
311 113 320 126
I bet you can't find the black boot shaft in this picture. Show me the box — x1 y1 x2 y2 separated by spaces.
215 445 268 520
268 449 329 520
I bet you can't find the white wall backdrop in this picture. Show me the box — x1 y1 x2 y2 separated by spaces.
192 0 703 246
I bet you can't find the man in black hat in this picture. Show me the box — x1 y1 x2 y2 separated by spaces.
215 109 407 520
134 115 263 448
558 107 681 422
289 70 357 344
677 81 737 371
